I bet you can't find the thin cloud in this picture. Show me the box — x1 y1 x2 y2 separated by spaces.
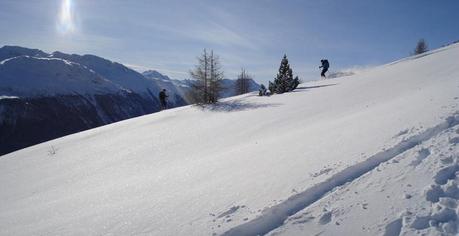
191 22 257 49
149 22 258 50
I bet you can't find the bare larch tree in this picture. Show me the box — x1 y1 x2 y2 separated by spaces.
235 68 252 95
190 49 224 104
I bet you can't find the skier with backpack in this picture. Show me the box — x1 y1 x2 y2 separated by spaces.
319 59 330 78
158 89 168 110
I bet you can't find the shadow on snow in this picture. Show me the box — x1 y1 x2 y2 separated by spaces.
194 84 337 112
294 83 338 91
195 100 280 112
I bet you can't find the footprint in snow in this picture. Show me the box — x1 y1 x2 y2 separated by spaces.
394 129 409 138
406 155 459 234
449 136 459 145
434 164 459 185
217 205 241 219
440 156 454 165
293 216 315 225
383 218 402 236
409 148 431 167
311 168 333 177
425 185 444 203
318 211 332 225
362 203 368 209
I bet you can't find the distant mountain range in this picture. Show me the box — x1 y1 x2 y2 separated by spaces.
0 46 259 155
0 45 188 155
142 70 259 100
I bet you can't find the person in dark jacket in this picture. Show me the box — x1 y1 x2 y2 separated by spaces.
319 59 330 78
159 89 168 110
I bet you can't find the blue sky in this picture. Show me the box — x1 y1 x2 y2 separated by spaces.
1 0 458 84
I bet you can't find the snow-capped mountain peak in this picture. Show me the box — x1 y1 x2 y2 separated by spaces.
0 54 121 96
0 45 48 61
142 70 172 81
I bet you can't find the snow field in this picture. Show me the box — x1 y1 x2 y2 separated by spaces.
224 112 459 236
267 115 459 236
0 43 458 235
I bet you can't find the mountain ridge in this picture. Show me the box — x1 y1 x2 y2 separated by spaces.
0 45 188 155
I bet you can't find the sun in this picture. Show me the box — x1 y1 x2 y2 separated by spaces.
57 0 76 34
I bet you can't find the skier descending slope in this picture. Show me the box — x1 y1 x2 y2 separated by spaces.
319 59 330 78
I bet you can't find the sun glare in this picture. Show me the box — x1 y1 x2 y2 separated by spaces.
57 0 76 34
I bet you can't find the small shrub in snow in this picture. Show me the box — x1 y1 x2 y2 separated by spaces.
413 39 428 55
48 145 57 156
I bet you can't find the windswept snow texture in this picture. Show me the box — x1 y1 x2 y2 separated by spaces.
268 115 459 236
1 43 459 236
224 113 459 236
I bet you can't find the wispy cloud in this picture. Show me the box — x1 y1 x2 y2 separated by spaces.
51 33 121 55
128 3 259 50
148 22 257 50
188 22 257 49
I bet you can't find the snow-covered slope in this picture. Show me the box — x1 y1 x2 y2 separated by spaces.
1 43 459 236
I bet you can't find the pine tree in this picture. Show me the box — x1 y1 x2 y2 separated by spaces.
414 39 428 55
269 54 299 94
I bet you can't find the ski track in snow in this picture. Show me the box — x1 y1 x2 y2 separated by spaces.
266 115 459 236
223 112 459 236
